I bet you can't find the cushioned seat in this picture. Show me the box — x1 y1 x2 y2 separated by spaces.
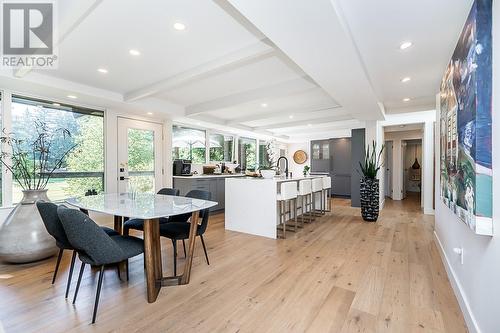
158 222 191 239
77 235 144 266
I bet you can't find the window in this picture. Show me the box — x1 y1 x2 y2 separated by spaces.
10 95 105 203
259 140 271 167
209 133 233 162
238 137 256 170
172 125 206 164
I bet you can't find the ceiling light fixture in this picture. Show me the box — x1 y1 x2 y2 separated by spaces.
403 97 411 102
173 22 186 31
289 115 294 119
401 77 411 83
307 124 312 127
129 49 141 56
400 41 413 50
52 103 60 106
97 68 108 74
147 112 153 115
261 103 268 108
67 95 77 99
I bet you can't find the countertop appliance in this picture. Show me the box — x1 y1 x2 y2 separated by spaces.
173 159 192 176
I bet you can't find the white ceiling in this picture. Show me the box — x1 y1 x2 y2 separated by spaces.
0 0 475 142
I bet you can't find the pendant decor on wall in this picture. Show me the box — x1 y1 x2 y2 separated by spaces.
293 150 308 164
439 0 493 235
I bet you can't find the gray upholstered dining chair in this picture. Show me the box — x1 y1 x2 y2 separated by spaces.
36 201 119 298
57 206 144 324
123 187 180 235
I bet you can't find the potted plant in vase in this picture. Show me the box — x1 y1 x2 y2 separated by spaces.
0 120 77 263
359 141 384 222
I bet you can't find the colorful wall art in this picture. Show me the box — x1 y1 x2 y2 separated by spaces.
439 0 493 235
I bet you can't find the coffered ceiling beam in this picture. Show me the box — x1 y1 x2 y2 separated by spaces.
252 115 355 130
226 103 341 125
124 41 275 102
185 77 315 116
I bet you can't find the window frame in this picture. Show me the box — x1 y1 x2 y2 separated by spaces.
0 89 107 207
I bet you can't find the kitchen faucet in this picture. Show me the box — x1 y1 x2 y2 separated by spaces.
276 156 289 178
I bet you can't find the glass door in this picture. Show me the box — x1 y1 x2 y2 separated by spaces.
117 118 163 193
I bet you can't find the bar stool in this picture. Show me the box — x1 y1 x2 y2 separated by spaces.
311 178 324 217
322 176 332 213
277 181 298 238
297 179 313 224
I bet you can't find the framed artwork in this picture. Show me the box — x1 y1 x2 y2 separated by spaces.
439 0 493 235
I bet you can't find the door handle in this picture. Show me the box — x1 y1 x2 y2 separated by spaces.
119 176 130 180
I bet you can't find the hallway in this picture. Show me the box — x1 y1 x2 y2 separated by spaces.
0 197 466 332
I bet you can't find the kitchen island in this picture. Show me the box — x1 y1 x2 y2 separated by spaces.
225 175 327 239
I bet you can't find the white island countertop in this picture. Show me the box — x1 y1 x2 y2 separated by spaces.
224 175 328 239
173 174 246 179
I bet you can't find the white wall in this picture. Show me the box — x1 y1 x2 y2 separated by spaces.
287 142 310 177
433 3 500 332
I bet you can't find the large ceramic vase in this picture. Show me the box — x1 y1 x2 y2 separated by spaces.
360 177 380 222
0 189 57 263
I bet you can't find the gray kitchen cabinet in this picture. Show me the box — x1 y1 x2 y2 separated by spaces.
173 176 243 211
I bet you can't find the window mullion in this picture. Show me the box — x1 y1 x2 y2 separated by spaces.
1 91 13 207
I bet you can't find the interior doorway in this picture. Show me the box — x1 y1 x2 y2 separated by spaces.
402 139 422 204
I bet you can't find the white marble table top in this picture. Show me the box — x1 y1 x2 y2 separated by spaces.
66 192 218 219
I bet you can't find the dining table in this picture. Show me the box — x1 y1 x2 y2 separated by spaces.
66 192 217 303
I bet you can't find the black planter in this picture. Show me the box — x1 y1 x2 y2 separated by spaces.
360 177 380 222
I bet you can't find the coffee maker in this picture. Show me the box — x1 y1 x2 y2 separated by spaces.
173 159 192 176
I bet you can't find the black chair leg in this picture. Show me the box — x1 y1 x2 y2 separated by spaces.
126 259 129 281
73 262 85 304
200 235 210 265
172 239 177 276
182 239 187 258
92 265 105 324
65 251 77 298
52 248 64 284
116 264 122 281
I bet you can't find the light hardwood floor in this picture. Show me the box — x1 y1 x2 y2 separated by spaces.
0 195 467 333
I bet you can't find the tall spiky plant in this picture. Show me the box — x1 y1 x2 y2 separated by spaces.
359 140 384 179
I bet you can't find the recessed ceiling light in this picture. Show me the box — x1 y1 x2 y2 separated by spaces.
97 68 108 74
261 103 268 108
173 22 186 31
401 77 411 83
307 124 312 127
67 95 77 99
403 98 411 102
129 49 141 56
400 41 413 50
289 115 294 119
147 112 153 115
399 125 406 128
52 103 60 106
196 122 201 126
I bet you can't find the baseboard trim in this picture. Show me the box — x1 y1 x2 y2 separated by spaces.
433 231 481 333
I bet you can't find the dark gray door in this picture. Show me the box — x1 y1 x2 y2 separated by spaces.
330 138 351 197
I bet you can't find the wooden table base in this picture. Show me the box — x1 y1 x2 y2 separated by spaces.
127 211 200 303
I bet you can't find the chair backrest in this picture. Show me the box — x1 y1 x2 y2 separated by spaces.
185 190 211 234
280 181 298 201
57 206 124 265
36 201 71 248
322 177 331 189
157 188 180 196
312 178 323 192
298 179 312 195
